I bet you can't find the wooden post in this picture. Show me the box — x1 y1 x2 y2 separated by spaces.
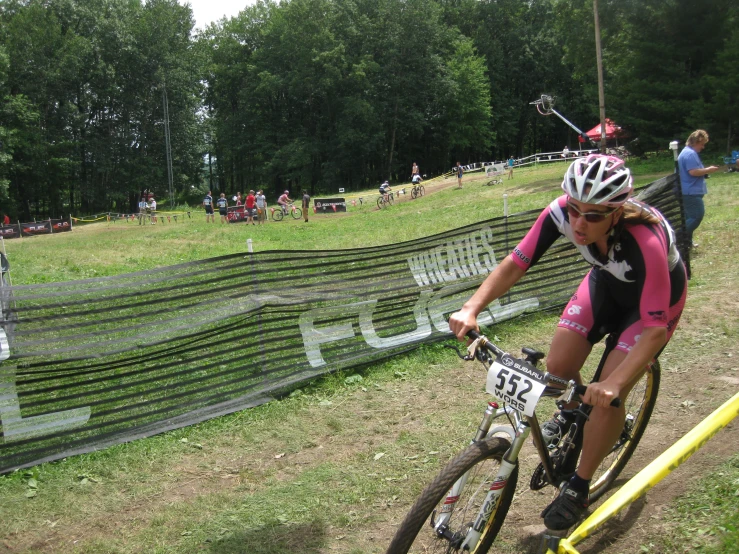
593 0 607 153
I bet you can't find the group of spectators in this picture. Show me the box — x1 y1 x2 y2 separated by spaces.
203 189 311 223
137 193 157 225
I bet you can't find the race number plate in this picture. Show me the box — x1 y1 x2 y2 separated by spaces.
485 354 547 417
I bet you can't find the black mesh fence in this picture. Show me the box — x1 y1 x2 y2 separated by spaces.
0 174 685 472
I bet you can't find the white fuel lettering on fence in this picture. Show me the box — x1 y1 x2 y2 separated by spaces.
299 288 539 368
406 227 498 287
0 328 91 443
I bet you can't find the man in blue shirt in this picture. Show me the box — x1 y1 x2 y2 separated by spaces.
677 129 718 247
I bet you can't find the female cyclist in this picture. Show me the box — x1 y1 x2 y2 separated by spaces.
449 154 687 530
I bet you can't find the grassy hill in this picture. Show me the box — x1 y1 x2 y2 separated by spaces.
0 156 737 553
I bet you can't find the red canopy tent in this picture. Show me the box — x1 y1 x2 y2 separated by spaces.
578 118 627 143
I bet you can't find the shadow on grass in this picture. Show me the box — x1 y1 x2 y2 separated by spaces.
514 485 647 554
208 520 327 554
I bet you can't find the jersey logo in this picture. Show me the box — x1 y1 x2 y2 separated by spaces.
602 259 635 282
567 305 582 315
648 310 667 322
513 247 531 265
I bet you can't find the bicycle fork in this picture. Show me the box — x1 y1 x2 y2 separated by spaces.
432 403 531 551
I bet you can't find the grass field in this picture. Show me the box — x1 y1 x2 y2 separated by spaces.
2 157 673 285
0 155 737 553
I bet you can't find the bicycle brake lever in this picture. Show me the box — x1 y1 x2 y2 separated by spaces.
442 344 466 360
442 337 481 361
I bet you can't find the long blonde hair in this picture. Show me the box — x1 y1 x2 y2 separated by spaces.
621 199 661 225
686 129 709 147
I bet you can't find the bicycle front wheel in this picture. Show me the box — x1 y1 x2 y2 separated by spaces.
291 207 302 219
588 361 660 502
272 209 284 221
386 436 517 554
388 192 394 205
419 185 425 196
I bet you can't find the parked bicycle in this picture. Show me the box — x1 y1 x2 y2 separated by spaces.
386 330 658 554
271 203 302 221
377 191 395 209
410 183 425 199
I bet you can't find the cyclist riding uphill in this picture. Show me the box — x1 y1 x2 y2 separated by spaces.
277 190 292 214
449 154 687 531
379 180 392 201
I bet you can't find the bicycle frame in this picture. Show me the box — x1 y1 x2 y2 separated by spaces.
410 334 623 553
546 391 739 554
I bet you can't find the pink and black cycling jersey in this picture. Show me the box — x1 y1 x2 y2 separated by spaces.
510 195 686 350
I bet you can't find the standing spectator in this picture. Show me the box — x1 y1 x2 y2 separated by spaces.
507 156 515 179
302 190 310 222
203 191 214 223
235 192 243 207
138 196 148 225
2 214 9 225
245 190 256 225
216 193 228 223
678 129 719 247
562 145 570 158
455 162 464 189
256 189 267 224
277 190 292 215
149 195 157 224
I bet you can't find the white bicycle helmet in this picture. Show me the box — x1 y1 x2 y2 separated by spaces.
561 154 633 207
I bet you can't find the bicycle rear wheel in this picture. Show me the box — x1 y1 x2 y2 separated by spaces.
272 209 284 221
411 187 418 199
587 361 660 502
386 436 516 554
377 197 385 209
291 207 302 219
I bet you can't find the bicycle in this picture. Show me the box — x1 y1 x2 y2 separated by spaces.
272 203 302 221
411 183 425 199
386 330 659 554
377 191 395 209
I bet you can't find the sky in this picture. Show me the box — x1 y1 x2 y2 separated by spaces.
181 0 257 30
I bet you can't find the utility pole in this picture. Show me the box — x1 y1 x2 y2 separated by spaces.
162 84 175 209
593 0 607 153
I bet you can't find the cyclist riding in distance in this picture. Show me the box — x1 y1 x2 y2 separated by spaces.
449 154 687 530
379 180 392 202
277 190 292 214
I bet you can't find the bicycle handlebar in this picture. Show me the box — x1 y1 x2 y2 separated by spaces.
466 329 621 408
